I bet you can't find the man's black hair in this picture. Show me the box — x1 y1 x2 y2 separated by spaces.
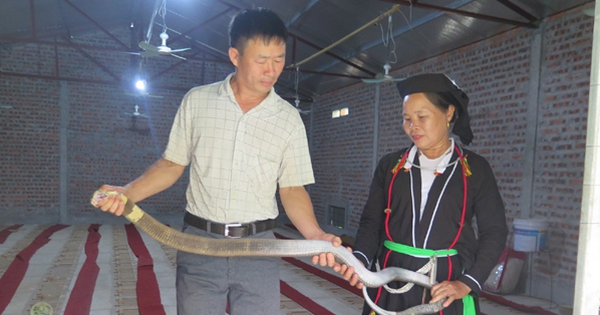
228 7 288 53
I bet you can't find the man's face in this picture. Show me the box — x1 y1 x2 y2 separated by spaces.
229 37 286 96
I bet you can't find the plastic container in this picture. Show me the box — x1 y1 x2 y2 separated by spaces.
513 219 548 252
483 247 526 294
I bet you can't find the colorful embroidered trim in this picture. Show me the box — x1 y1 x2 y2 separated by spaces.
460 154 472 177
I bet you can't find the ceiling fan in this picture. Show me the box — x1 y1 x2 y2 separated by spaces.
124 90 164 99
362 12 406 84
124 105 149 119
137 0 190 60
138 31 190 60
294 98 311 115
362 63 404 83
292 67 311 115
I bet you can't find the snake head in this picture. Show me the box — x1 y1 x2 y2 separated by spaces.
90 190 121 207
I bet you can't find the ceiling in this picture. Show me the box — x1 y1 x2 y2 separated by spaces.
0 0 594 101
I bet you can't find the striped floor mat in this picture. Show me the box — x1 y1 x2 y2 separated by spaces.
0 224 558 315
0 224 362 315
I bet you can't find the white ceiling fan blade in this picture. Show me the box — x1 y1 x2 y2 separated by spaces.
141 50 160 57
362 71 386 83
170 53 187 60
170 47 191 53
121 51 143 56
362 73 405 83
139 41 159 51
125 112 149 118
124 92 147 98
362 78 383 83
124 91 163 99
137 92 163 99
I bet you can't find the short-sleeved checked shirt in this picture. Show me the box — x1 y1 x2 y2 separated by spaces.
163 73 315 223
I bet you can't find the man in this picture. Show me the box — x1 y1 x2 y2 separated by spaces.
93 8 342 315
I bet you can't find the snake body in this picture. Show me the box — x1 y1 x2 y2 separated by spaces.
91 191 445 315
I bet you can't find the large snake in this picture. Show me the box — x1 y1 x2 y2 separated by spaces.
91 191 445 315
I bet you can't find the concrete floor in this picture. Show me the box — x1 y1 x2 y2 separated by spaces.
0 224 562 315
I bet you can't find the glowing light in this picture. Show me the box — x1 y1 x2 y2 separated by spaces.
135 79 147 91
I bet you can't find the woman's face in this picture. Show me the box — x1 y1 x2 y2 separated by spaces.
402 93 455 155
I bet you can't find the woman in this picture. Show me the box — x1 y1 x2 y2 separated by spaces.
343 73 508 315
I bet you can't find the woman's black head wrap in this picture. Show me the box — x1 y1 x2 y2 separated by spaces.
396 73 474 145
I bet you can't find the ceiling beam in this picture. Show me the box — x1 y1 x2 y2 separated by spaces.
62 36 121 81
0 36 130 55
29 0 36 38
0 70 219 95
378 0 539 28
54 37 60 76
63 0 131 50
0 35 229 64
495 0 538 22
291 35 375 76
0 71 120 86
284 68 369 80
169 6 235 45
149 51 204 81
290 5 402 68
285 0 321 27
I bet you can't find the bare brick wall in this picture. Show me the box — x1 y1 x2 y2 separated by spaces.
533 10 592 284
0 26 234 223
1 78 61 221
308 86 378 230
308 6 591 305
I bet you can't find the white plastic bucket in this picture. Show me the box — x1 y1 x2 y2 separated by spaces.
513 219 548 252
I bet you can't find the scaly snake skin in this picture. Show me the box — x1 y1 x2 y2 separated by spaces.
91 190 445 315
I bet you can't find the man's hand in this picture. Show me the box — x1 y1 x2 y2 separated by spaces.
430 280 471 307
92 185 126 216
92 158 185 217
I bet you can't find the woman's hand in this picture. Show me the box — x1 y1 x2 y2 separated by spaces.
429 280 471 307
333 246 364 289
339 263 364 289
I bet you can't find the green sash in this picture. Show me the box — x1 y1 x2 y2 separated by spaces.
463 294 476 314
383 240 458 257
384 241 476 314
